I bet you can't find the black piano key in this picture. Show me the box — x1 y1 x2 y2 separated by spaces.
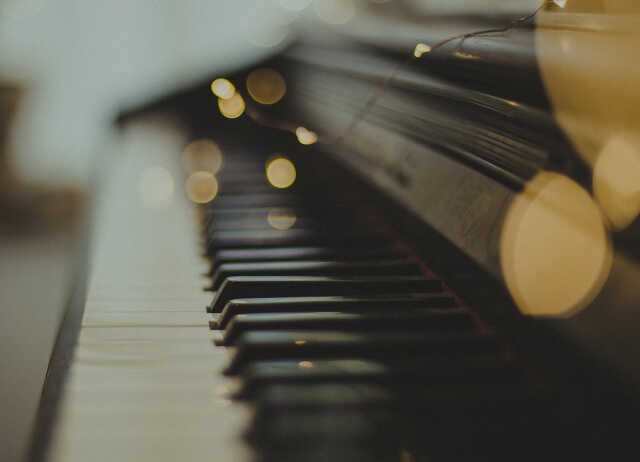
253 389 569 461
213 181 274 195
215 308 472 345
253 383 393 411
208 246 407 274
212 294 456 329
252 384 549 429
207 276 444 313
224 330 500 375
248 386 567 462
248 389 566 458
204 193 300 209
201 206 356 226
202 206 304 221
206 217 316 232
213 161 265 175
204 210 365 234
246 407 395 448
201 209 309 239
400 385 562 415
238 357 518 397
208 259 422 290
205 229 389 252
256 447 399 462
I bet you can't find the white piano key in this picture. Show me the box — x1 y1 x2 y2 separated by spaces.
45 118 250 462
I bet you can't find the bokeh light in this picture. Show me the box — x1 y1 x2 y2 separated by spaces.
218 92 245 119
295 126 318 145
185 171 219 204
266 157 296 189
414 43 431 58
537 3 640 176
593 134 640 230
246 68 287 105
210 78 235 100
182 139 223 175
267 208 297 230
501 171 612 317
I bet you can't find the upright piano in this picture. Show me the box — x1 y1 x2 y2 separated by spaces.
27 2 640 461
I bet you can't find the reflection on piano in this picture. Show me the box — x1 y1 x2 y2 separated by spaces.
29 2 640 462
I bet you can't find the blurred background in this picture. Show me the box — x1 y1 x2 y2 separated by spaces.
0 0 300 186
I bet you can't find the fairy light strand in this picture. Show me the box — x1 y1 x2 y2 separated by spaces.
221 1 548 147
334 0 547 144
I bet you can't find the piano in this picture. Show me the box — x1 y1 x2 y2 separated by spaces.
26 2 640 461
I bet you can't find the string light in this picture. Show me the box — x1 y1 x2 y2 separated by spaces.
182 139 223 174
266 157 296 189
267 208 297 230
218 92 245 119
210 78 235 100
295 126 318 145
246 68 287 105
413 2 546 60
212 2 547 148
413 43 431 58
185 171 219 204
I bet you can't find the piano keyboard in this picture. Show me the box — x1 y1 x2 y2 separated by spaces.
40 118 632 462
199 139 590 461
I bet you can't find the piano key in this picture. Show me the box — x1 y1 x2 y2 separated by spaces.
208 258 422 290
205 229 389 252
252 383 393 410
215 308 472 346
213 293 456 329
202 206 307 221
201 206 358 228
238 357 518 397
214 181 275 195
213 160 265 174
248 386 559 455
203 213 350 237
256 447 398 462
246 407 395 448
205 217 316 232
208 246 407 274
205 193 300 209
248 388 568 458
224 330 500 375
214 294 456 330
251 384 548 428
399 385 566 415
207 276 444 313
